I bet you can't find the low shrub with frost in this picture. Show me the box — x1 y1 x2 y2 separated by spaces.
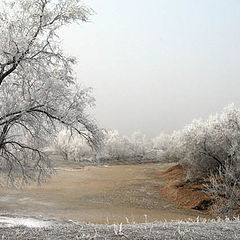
204 162 240 216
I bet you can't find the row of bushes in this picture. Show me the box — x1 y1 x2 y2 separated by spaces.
167 104 240 180
52 129 170 163
53 104 240 178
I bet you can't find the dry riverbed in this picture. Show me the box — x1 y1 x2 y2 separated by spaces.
0 163 207 224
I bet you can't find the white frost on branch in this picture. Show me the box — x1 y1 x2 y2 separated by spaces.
0 0 103 186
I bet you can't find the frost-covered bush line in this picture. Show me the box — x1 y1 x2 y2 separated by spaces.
54 129 173 163
167 104 240 180
99 130 154 161
54 104 240 179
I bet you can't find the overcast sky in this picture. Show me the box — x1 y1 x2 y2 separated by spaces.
60 0 240 137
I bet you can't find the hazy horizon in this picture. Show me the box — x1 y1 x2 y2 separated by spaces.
60 0 240 137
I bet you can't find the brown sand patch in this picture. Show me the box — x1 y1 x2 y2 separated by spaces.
158 164 211 211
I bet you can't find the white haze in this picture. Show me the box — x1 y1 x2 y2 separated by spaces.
59 0 240 137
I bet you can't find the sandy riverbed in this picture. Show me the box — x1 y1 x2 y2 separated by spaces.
0 163 207 224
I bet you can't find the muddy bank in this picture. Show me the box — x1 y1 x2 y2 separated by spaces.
0 163 208 224
159 165 212 211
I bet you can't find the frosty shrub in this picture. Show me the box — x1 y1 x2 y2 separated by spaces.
204 162 240 216
151 133 180 163
170 104 240 180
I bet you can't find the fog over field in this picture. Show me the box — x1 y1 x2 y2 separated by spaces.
60 0 240 137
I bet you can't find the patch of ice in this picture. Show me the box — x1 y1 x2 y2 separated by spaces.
0 196 13 202
19 197 31 202
0 216 53 228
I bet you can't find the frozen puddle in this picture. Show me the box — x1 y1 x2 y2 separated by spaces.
0 216 53 228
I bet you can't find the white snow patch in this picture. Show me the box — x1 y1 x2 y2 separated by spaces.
0 196 14 202
0 217 53 228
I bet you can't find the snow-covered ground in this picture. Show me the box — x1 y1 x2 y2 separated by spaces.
0 216 53 228
0 215 239 239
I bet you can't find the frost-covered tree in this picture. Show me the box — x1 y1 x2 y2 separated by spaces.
150 133 177 162
151 133 171 152
54 129 93 162
0 0 103 186
171 104 240 180
100 130 132 160
128 131 148 157
98 130 154 161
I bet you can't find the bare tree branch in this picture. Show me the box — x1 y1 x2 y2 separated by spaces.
0 0 102 187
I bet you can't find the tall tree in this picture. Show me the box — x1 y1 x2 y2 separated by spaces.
0 0 103 186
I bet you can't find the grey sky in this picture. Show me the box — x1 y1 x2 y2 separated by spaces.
60 0 240 137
